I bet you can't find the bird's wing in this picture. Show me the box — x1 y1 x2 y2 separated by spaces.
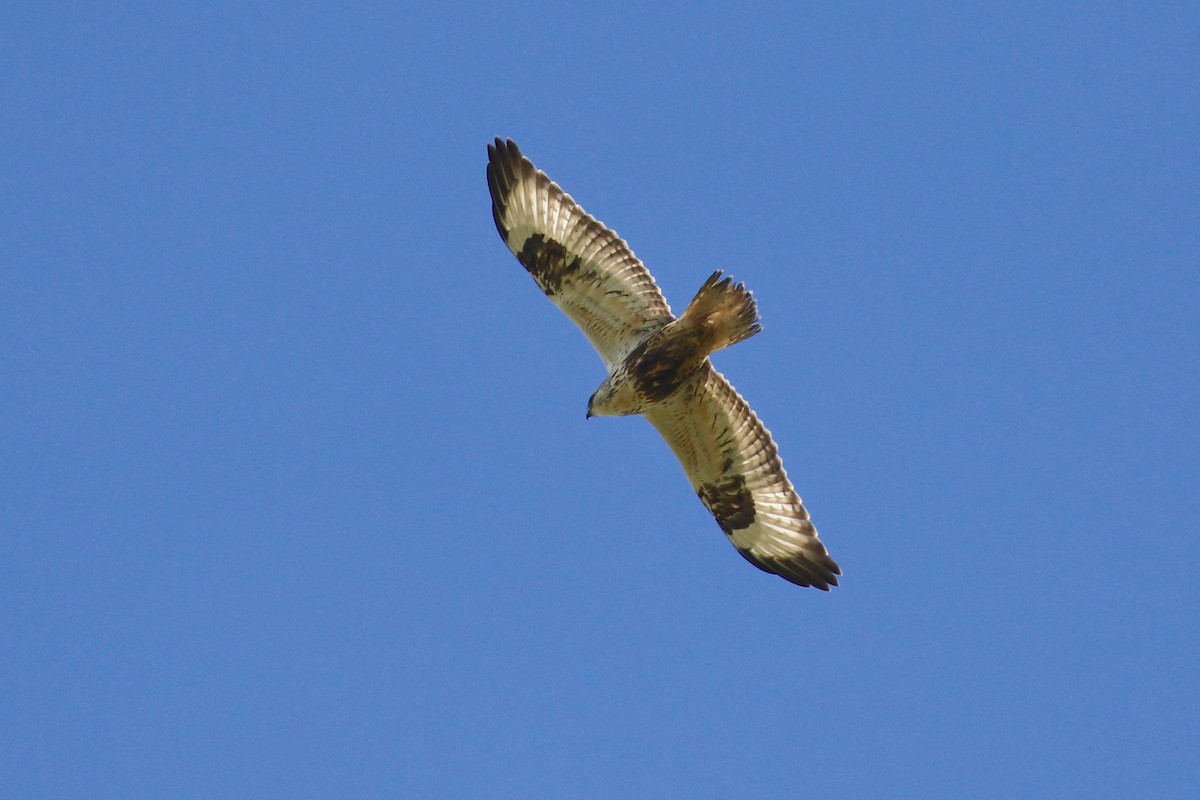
487 138 673 369
644 363 840 589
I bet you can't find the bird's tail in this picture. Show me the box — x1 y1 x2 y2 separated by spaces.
680 271 762 355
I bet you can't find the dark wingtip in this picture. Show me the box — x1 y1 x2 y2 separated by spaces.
487 138 522 241
738 547 841 590
488 137 522 162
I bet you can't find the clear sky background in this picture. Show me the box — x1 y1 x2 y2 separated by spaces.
3 3 1197 798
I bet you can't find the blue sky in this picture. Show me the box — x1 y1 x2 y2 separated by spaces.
3 2 1197 797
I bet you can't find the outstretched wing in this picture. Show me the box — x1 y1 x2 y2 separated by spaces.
644 363 840 589
487 138 673 369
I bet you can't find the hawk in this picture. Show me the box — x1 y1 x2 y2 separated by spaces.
487 138 840 589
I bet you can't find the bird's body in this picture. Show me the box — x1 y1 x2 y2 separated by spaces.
487 138 840 589
589 271 761 418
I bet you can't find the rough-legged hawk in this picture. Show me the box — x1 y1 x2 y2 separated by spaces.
487 138 840 589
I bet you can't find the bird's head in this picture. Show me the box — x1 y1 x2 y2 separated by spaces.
586 380 618 419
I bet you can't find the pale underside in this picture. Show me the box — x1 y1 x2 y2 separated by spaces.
487 137 839 589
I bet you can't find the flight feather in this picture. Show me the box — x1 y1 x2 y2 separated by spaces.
487 138 672 369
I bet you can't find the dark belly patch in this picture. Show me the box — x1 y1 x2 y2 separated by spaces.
635 346 690 401
628 329 705 403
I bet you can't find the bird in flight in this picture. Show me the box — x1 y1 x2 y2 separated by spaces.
486 138 840 589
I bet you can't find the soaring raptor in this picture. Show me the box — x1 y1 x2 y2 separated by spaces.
487 138 840 589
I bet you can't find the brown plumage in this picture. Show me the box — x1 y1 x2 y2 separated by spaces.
588 271 761 417
487 138 840 589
